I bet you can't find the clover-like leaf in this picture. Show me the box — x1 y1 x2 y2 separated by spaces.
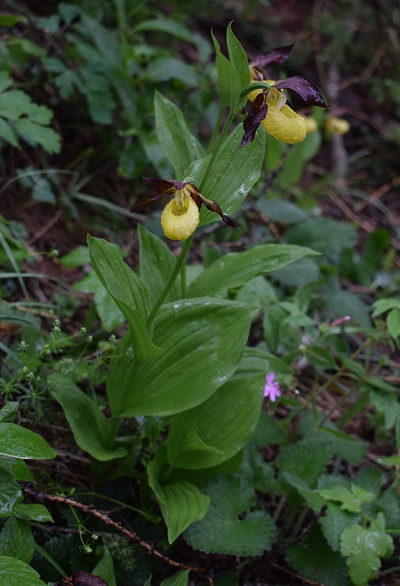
340 515 394 586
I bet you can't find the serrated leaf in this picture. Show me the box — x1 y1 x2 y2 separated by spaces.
318 483 375 513
0 517 34 564
0 423 56 460
14 119 61 154
340 517 394 586
107 298 252 417
88 235 160 360
184 475 276 556
188 244 316 297
167 362 264 469
154 92 204 179
0 556 47 586
187 125 265 224
138 225 180 306
320 502 356 551
49 374 127 462
278 436 334 487
148 461 209 544
0 118 19 147
286 526 350 586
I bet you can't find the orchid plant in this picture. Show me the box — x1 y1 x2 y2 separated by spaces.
50 24 327 555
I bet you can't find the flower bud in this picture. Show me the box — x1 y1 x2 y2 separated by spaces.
325 117 350 135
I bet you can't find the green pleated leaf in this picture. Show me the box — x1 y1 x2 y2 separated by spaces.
138 224 180 306
167 357 264 469
154 91 204 179
0 517 34 564
211 31 231 108
188 244 317 297
187 124 265 224
184 475 276 555
49 374 127 462
88 235 160 360
0 556 47 586
0 424 56 460
226 23 250 112
148 460 210 544
107 298 252 417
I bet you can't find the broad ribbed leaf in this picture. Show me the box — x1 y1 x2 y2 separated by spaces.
167 359 264 469
187 125 265 224
0 557 47 586
211 31 231 108
188 244 317 297
148 461 210 543
107 298 252 417
155 91 204 179
227 23 250 112
88 235 160 360
0 424 55 460
138 224 180 306
49 374 127 462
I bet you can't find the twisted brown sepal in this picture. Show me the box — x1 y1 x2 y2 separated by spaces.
250 44 295 68
186 184 239 228
274 76 328 109
240 92 268 147
132 178 185 211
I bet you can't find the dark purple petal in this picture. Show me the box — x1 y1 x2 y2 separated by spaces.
250 44 295 68
144 177 185 194
274 76 328 108
133 177 184 211
240 93 268 147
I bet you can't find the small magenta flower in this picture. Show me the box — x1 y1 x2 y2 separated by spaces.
264 372 281 402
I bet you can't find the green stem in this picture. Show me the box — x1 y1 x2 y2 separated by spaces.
145 110 236 326
147 236 193 328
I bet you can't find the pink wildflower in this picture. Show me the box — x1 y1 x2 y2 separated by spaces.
264 372 281 402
